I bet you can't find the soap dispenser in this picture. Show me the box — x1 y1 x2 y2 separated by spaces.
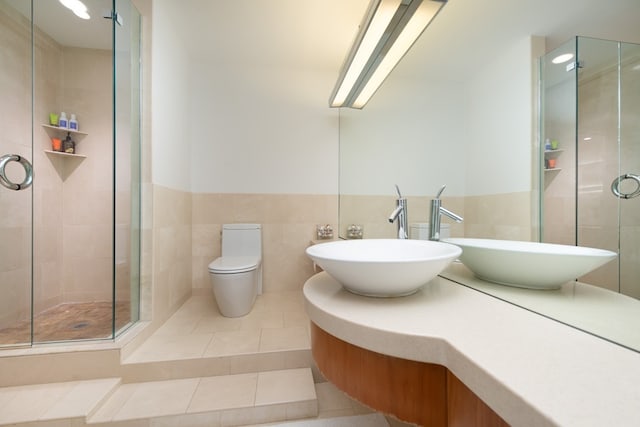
62 133 75 154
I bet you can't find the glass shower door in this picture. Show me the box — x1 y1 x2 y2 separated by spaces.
619 42 640 299
0 0 33 347
542 36 640 299
575 37 620 292
113 0 141 335
0 0 140 347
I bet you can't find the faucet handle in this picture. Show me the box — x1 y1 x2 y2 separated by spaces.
435 185 446 199
395 184 403 198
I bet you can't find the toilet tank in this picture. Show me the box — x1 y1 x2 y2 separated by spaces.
222 224 262 257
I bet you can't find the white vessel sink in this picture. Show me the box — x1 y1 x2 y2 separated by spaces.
305 239 461 297
442 238 617 290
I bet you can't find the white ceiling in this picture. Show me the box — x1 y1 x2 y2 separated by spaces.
167 0 640 81
6 0 115 50
6 0 640 80
405 0 640 79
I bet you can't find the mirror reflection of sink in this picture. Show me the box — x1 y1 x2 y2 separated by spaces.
442 238 618 290
306 239 461 297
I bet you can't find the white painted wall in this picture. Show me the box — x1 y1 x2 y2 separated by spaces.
151 3 541 198
150 0 366 195
464 36 544 196
188 62 339 194
339 75 467 197
150 3 192 192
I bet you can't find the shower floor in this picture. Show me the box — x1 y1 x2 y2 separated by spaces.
0 301 131 345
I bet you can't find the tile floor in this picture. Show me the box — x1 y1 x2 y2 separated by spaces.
124 291 310 364
0 291 395 426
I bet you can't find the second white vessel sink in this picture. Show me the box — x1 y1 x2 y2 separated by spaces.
443 238 617 289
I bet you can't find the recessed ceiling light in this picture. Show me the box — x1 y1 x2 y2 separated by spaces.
59 0 90 20
552 53 574 64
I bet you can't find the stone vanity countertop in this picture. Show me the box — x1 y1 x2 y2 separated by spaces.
303 271 640 427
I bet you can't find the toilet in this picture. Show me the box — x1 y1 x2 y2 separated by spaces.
208 224 262 317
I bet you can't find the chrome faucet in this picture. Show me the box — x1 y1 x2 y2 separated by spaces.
429 185 463 241
388 184 408 239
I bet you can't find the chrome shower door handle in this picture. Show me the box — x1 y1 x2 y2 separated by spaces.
0 154 33 191
611 173 640 199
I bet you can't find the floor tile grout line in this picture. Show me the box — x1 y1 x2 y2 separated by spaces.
253 371 260 407
200 332 217 358
184 376 204 415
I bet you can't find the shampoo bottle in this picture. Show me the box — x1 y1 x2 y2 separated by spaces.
59 112 68 128
69 114 78 131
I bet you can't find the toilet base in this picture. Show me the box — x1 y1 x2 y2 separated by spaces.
210 270 258 318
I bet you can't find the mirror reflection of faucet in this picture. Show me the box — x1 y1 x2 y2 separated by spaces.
429 185 463 241
388 184 408 239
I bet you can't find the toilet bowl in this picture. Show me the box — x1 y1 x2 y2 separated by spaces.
208 224 262 317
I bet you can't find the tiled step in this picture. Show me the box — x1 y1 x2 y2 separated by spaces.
88 368 317 426
0 378 121 425
254 413 391 427
119 292 316 383
121 348 315 383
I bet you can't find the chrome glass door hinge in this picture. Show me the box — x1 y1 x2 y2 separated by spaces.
103 10 123 26
566 60 584 72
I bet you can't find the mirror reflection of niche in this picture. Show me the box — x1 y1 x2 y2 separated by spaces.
339 35 542 241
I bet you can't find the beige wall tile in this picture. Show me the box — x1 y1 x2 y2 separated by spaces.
151 185 193 327
464 192 534 240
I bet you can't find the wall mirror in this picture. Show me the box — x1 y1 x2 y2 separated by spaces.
338 5 640 352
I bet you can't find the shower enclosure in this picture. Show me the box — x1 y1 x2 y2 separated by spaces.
0 0 141 347
540 36 640 299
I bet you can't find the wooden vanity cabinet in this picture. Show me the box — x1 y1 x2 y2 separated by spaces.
311 324 509 427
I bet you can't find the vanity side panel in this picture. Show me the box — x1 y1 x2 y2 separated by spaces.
447 370 509 427
311 323 447 427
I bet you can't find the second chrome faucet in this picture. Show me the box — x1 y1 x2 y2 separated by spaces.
388 184 463 240
429 185 463 241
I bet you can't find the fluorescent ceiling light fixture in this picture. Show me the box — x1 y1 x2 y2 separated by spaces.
59 0 90 19
552 53 574 64
329 0 447 109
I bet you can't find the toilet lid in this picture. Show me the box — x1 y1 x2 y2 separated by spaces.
208 256 260 274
